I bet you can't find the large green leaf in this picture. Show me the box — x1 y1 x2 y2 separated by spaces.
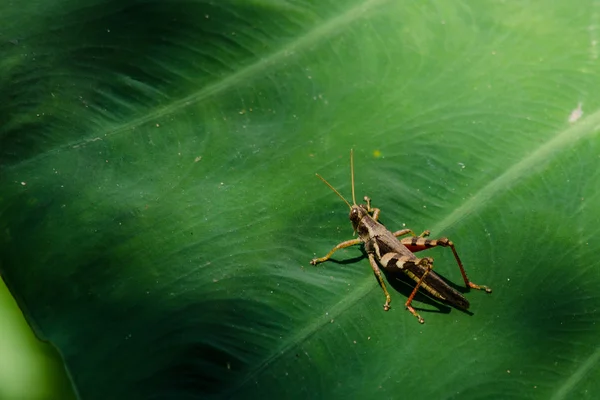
2 0 600 399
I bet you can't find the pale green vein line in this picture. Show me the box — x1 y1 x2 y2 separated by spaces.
191 2 391 391
550 346 600 400
8 0 390 171
236 109 600 391
230 277 375 396
432 111 600 234
81 0 389 143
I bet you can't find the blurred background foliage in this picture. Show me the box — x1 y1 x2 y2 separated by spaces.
0 280 76 399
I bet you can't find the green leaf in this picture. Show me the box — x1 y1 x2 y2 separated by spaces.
2 0 600 399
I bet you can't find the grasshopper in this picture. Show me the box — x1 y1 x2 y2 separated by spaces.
310 150 492 323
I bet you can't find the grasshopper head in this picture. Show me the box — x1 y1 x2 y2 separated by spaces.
349 204 369 232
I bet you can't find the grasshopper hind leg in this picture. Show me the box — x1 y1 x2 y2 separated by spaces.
400 236 492 294
403 257 436 324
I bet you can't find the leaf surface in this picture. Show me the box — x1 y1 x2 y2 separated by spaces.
1 1 600 399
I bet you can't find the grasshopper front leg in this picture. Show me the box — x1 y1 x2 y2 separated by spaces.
363 196 380 221
310 238 362 265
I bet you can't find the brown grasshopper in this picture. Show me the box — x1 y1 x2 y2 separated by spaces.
310 150 492 323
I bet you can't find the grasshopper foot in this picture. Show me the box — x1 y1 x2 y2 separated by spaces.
364 196 374 212
406 304 425 324
469 282 492 293
383 294 391 311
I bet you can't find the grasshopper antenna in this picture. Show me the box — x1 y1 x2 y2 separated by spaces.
350 149 357 205
315 174 352 210
349 149 358 236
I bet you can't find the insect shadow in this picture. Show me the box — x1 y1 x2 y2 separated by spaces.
327 247 474 317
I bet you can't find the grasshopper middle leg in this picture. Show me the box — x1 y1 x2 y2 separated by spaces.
393 229 430 238
367 253 392 311
400 235 492 293
364 197 431 240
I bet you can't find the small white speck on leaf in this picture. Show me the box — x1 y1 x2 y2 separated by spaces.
569 102 583 123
